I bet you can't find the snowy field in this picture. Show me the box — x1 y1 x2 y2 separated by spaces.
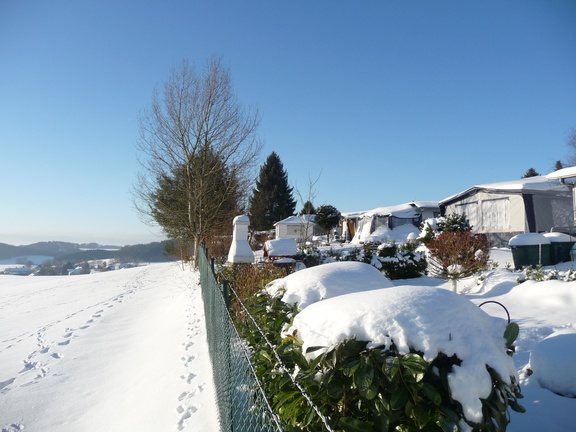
2 249 576 431
0 262 219 432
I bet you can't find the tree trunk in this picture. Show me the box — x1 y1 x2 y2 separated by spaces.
193 236 200 268
450 278 458 293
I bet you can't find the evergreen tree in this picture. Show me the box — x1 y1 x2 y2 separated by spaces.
522 167 540 178
249 152 296 230
151 150 242 252
314 204 341 242
554 160 564 171
299 200 316 216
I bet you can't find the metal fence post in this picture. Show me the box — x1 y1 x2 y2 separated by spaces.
222 280 230 310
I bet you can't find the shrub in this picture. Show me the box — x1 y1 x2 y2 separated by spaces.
437 213 473 233
241 290 524 431
427 231 490 291
376 241 427 280
219 263 288 323
297 244 323 268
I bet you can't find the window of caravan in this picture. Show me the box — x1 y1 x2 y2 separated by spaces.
455 202 478 228
373 215 389 230
481 198 510 231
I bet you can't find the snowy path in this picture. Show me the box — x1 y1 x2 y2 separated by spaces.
0 262 219 432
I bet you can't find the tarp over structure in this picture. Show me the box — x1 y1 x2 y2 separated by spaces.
341 210 366 242
352 201 440 244
440 175 573 247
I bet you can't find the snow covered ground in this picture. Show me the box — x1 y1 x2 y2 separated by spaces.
1 249 576 431
0 262 219 432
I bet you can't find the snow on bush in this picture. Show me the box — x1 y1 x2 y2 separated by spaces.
266 261 393 310
289 285 520 424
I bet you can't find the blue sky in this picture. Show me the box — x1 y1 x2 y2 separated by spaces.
1 1 575 246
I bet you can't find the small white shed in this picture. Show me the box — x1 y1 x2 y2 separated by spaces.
274 214 315 243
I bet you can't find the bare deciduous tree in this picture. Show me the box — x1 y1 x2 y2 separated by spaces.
133 57 261 266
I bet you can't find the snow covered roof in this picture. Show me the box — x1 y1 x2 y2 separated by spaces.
545 166 576 182
342 202 438 220
274 214 315 226
412 200 440 209
362 201 439 219
440 175 570 206
341 210 367 219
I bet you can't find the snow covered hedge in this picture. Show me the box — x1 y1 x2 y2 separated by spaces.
297 241 428 280
239 263 524 431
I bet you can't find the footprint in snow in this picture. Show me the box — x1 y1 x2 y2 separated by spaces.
178 391 190 401
183 341 194 349
176 405 198 431
0 377 16 392
57 340 71 346
1 422 25 432
181 355 196 367
180 372 197 384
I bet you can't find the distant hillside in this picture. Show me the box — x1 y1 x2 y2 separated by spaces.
57 242 175 263
0 241 177 264
0 243 55 260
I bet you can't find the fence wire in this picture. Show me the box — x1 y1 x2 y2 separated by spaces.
199 245 284 432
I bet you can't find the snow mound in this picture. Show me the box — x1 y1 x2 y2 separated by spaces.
290 285 518 424
266 261 393 310
529 329 576 398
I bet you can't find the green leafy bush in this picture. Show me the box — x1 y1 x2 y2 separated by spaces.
297 244 323 268
438 213 473 233
376 241 427 280
241 291 524 432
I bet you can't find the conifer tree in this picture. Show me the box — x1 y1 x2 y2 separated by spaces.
314 204 341 242
299 200 316 216
249 152 296 230
522 167 540 178
554 160 564 171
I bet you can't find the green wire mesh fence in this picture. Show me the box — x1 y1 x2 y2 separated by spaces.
199 244 283 432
